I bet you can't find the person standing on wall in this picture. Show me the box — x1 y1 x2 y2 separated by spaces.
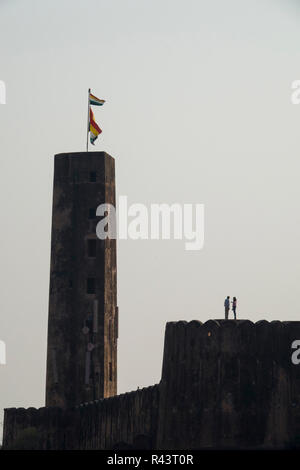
224 296 230 320
232 297 237 320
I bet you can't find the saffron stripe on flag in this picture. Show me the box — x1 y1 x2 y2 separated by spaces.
90 93 105 106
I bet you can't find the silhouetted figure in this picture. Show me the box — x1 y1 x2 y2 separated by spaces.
232 297 237 319
224 296 230 319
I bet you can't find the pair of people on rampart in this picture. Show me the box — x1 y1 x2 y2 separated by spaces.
224 296 237 319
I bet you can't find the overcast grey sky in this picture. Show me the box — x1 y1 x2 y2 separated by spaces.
1 0 300 433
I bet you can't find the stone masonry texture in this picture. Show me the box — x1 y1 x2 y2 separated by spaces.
4 320 300 449
45 152 117 409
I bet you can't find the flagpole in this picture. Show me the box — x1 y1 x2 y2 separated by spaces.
86 88 91 152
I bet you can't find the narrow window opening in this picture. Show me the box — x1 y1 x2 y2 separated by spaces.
87 278 96 294
89 171 96 182
87 239 97 258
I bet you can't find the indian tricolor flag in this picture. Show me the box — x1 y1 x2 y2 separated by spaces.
89 92 105 106
89 108 102 145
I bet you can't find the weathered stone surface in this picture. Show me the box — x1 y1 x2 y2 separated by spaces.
4 320 300 449
3 385 159 449
46 152 118 408
156 320 300 449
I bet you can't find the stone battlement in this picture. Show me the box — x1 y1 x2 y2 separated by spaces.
3 385 159 450
4 319 300 449
157 319 300 449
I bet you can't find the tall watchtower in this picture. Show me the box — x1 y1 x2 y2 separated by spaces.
45 152 118 408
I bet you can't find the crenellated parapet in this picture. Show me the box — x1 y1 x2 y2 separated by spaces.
4 319 300 449
157 319 300 449
3 385 159 450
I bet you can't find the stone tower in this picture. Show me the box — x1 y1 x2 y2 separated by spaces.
45 152 118 408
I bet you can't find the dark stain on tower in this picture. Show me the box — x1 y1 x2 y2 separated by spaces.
45 152 118 408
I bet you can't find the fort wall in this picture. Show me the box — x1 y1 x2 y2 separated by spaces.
157 320 300 449
4 320 300 450
3 385 159 449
